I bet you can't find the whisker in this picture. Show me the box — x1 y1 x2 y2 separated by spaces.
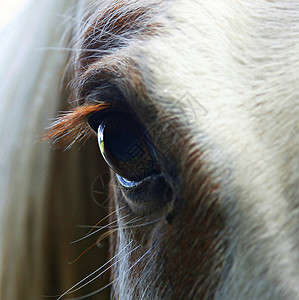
71 211 152 245
75 214 150 230
76 225 102 229
70 246 151 300
68 229 117 265
69 215 148 264
120 217 161 230
70 213 129 244
57 241 134 300
68 244 141 298
72 246 151 300
63 245 140 300
85 207 125 235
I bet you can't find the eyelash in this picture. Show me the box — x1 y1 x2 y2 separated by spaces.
44 103 111 148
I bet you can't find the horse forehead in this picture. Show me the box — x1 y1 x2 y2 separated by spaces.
135 0 299 171
139 1 299 112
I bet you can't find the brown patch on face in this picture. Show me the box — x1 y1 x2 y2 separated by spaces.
108 122 225 299
160 136 224 298
78 2 161 72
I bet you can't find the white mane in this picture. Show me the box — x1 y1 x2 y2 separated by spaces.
0 1 101 298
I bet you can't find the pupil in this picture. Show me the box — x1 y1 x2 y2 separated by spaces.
105 119 145 162
98 114 156 181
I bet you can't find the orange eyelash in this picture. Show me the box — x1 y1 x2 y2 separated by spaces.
44 103 112 148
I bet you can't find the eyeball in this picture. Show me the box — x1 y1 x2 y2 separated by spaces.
96 113 158 183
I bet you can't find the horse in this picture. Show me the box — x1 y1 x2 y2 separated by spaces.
1 0 299 299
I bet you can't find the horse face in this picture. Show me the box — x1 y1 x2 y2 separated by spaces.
50 0 299 299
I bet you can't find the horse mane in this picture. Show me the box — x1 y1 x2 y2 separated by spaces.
0 1 110 299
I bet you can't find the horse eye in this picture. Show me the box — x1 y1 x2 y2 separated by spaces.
89 113 158 184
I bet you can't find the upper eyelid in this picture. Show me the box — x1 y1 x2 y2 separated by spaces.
79 76 132 110
75 60 125 100
77 74 117 101
74 56 145 107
